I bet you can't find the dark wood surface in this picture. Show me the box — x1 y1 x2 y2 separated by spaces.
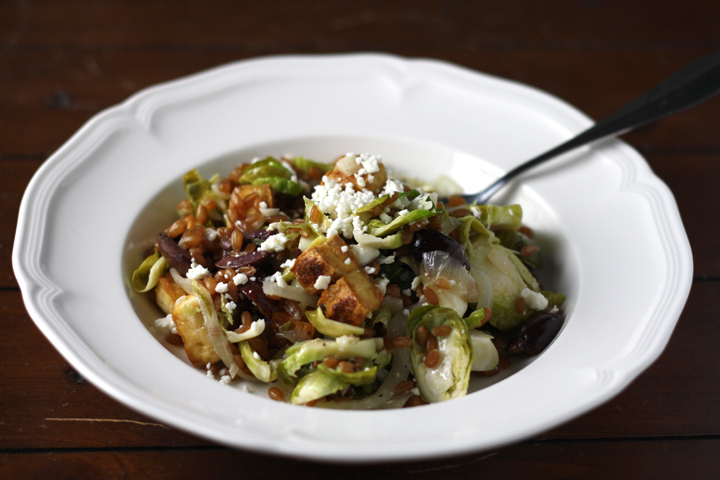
2 1 719 478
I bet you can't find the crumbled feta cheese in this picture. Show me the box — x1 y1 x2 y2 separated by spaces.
521 287 549 311
344 258 351 265
356 153 382 174
402 309 410 316
186 262 211 280
259 201 268 209
242 385 252 393
364 266 376 274
268 271 288 288
314 275 332 290
233 273 249 285
402 289 411 297
374 275 390 294
259 233 289 252
280 258 296 269
379 212 393 224
410 387 420 396
154 314 177 335
215 282 229 294
341 246 349 253
224 298 237 313
382 179 405 196
354 174 367 188
411 276 421 290
220 375 231 384
549 305 560 314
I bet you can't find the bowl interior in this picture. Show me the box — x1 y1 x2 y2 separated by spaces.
123 134 580 400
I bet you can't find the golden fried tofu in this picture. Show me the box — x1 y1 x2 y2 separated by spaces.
155 272 187 315
319 270 384 326
326 163 387 195
291 235 358 295
172 294 221 368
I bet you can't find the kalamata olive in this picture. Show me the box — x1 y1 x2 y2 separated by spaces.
215 250 270 269
237 281 276 316
409 229 471 271
506 312 564 356
157 232 192 276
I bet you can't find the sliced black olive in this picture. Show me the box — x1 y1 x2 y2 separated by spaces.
506 312 564 356
157 232 192 276
215 250 271 269
409 229 471 271
237 281 276 317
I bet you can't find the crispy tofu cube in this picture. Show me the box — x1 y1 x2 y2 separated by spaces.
319 270 383 326
172 294 221 368
291 235 358 294
155 272 187 315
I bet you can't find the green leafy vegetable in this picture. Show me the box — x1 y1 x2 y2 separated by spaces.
407 306 473 403
251 177 303 196
239 341 277 383
290 369 345 405
131 251 167 293
367 209 437 237
305 307 366 338
277 338 380 384
292 156 334 174
183 168 220 209
379 261 415 290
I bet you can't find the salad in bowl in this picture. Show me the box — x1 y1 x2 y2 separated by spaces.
131 152 565 408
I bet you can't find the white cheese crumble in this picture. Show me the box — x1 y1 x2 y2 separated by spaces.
521 287 549 311
233 273 248 285
186 262 211 280
280 258 296 269
259 233 289 252
341 245 348 253
220 375 231 384
215 282 229 294
402 309 410 316
344 258 351 265
411 276 422 290
314 275 332 290
364 266 376 274
154 314 177 335
374 275 390 295
224 296 237 313
268 271 288 288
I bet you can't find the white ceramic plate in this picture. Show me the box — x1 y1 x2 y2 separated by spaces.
13 54 692 462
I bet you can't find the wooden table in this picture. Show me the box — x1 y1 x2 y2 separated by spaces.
2 2 719 478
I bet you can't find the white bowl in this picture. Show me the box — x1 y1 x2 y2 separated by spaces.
13 54 692 462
